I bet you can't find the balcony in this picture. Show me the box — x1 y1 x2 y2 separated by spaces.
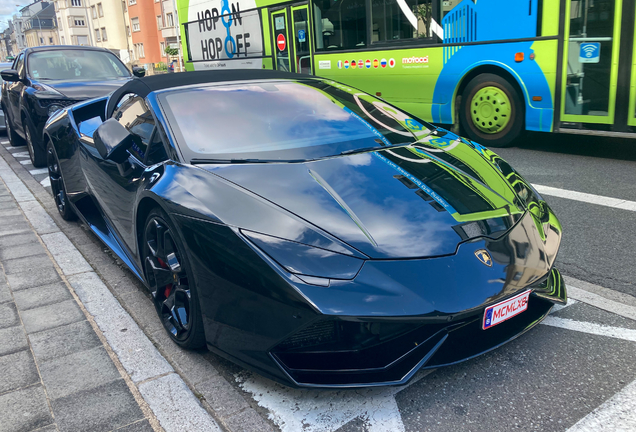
161 26 177 38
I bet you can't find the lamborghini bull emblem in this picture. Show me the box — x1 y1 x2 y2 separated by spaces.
475 249 492 267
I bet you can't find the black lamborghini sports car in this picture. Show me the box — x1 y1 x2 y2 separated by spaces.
44 70 566 388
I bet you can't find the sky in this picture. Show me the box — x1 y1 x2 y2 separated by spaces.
0 0 27 32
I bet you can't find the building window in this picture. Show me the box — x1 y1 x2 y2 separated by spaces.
101 27 107 41
131 17 140 31
95 28 101 41
129 0 136 5
55 1 59 11
98 3 103 17
71 0 81 6
156 15 162 29
166 12 174 27
126 25 130 36
40 37 44 44
134 43 145 58
77 35 88 45
70 16 86 26
91 5 96 18
61 35 65 44
160 41 165 54
49 37 53 44
122 0 127 12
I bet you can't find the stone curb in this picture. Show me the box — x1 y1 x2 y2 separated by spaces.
0 147 225 432
0 142 275 432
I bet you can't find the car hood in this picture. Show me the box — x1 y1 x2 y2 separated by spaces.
42 78 130 100
201 137 529 259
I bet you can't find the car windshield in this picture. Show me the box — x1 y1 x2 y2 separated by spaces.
159 79 433 162
27 50 130 81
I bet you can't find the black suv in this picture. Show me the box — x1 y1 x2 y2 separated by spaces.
1 46 144 167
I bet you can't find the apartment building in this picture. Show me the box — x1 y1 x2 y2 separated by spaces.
23 3 59 47
11 13 27 52
1 23 15 58
88 0 133 63
127 0 180 68
54 0 92 46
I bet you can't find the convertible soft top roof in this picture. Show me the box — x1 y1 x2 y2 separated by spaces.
106 69 312 118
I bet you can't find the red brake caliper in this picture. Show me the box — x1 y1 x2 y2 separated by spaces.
157 257 173 298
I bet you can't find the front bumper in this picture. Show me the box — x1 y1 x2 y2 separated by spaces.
271 268 565 388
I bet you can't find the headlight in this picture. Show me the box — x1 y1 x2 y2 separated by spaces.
48 104 63 116
241 230 364 282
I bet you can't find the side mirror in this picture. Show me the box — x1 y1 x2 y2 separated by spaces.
1 69 20 82
132 66 145 78
93 118 134 164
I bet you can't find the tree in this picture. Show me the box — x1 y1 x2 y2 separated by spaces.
164 46 178 56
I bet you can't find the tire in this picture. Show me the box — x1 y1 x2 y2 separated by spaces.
142 208 206 349
47 141 76 221
24 117 46 167
459 73 524 148
4 111 25 146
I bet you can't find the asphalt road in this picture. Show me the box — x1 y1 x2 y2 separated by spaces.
3 129 636 432
496 132 636 296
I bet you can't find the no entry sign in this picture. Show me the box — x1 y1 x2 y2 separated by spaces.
277 33 286 51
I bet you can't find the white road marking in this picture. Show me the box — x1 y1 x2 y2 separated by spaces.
237 371 433 432
11 151 30 158
4 146 22 150
534 184 636 212
567 378 636 432
551 299 578 313
541 316 636 342
40 177 50 188
20 160 32 165
567 286 636 322
29 168 48 175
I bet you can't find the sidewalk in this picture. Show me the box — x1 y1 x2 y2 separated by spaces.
0 138 275 432
0 179 153 432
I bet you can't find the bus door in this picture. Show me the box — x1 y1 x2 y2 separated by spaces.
270 4 314 74
561 0 635 131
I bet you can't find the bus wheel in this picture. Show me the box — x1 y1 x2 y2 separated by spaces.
459 73 523 148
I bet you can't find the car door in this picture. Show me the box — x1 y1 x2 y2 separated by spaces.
80 94 160 255
6 53 25 131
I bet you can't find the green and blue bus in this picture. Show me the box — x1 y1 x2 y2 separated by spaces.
176 0 636 146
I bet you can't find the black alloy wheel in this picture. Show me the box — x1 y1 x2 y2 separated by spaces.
143 209 205 349
47 142 76 221
25 119 46 167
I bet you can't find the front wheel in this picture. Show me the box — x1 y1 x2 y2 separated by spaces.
5 112 25 146
25 119 46 167
459 73 524 148
143 208 206 349
47 141 76 221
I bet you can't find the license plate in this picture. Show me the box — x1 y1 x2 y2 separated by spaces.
483 290 531 330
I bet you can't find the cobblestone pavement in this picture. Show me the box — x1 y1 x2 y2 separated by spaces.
0 180 154 432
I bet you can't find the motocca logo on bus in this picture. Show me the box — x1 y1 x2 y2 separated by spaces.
402 56 429 64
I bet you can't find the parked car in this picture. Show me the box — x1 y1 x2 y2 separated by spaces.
44 70 566 388
0 46 144 167
0 62 14 131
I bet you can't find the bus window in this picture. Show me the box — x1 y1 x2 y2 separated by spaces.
371 0 436 43
313 0 367 51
